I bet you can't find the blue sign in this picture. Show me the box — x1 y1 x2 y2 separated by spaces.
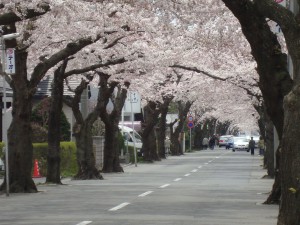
187 122 194 129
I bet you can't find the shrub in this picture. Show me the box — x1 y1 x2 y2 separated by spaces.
32 97 71 141
32 142 77 177
31 123 48 143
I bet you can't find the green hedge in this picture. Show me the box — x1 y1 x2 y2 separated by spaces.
32 142 77 177
127 146 143 163
0 142 4 160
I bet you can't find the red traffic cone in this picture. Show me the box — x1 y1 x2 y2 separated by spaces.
32 159 42 178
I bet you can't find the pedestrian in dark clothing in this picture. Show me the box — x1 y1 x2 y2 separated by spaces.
209 136 215 150
249 137 255 155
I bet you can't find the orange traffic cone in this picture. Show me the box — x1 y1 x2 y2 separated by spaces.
32 159 42 178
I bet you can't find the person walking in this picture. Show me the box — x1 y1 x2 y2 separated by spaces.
202 137 209 150
258 136 265 156
209 136 215 150
249 137 256 155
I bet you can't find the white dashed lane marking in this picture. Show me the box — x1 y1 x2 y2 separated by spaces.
198 166 202 169
109 202 130 211
191 169 198 173
76 221 92 225
160 184 170 188
174 178 182 182
184 173 191 177
138 191 153 197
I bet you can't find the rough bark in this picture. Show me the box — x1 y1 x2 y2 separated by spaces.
46 61 69 184
98 73 127 173
73 121 102 179
170 101 193 155
141 101 161 162
0 49 37 193
65 79 103 180
0 2 50 25
278 84 300 224
264 113 275 178
222 0 293 206
0 18 102 192
157 96 173 159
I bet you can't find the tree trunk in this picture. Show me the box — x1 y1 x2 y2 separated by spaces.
102 122 123 172
0 49 37 193
74 121 102 179
157 97 173 159
64 79 102 180
221 0 293 210
278 84 300 224
46 62 68 184
265 114 275 177
170 101 192 155
97 73 127 172
141 101 160 162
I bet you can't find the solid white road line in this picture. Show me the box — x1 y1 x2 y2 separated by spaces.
184 173 191 177
160 184 170 188
76 221 92 225
109 202 130 211
191 169 198 173
138 191 153 197
174 178 182 182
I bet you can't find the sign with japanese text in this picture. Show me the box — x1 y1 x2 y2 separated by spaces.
123 91 141 113
6 48 15 74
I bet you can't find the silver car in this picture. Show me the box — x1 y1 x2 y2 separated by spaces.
232 137 250 151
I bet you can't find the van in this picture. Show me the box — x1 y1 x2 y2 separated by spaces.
118 125 143 156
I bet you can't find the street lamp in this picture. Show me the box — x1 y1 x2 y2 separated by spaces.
0 31 20 196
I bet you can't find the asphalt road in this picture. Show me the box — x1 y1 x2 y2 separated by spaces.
0 148 278 225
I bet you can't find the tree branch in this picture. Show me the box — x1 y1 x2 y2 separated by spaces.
170 64 227 81
63 57 127 78
29 35 102 89
103 36 126 49
0 2 50 25
253 0 297 33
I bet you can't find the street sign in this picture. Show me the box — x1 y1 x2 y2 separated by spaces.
187 122 194 129
6 48 15 74
123 91 141 113
187 116 193 122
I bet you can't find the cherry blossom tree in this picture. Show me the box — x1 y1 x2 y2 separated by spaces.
0 0 151 192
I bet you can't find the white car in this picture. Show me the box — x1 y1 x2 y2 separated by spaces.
232 137 250 151
119 125 143 156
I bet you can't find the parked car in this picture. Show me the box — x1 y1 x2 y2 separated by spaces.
218 135 233 147
232 136 250 152
119 125 143 156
